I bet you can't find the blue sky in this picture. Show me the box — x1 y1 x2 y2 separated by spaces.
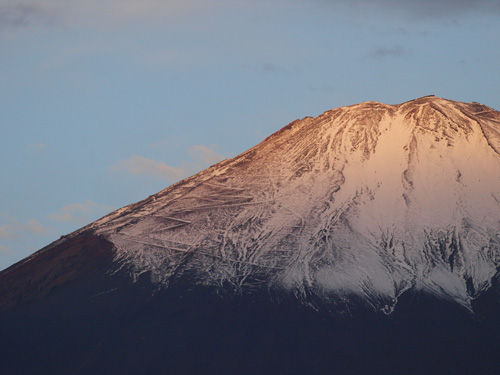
1 0 499 271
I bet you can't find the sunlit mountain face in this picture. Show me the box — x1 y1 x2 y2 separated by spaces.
2 96 500 374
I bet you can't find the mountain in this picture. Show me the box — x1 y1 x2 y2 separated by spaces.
2 96 500 374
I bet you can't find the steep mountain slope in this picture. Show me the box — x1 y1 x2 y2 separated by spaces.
70 96 500 310
2 96 500 374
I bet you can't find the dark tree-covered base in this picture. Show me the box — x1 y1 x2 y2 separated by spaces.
2 273 500 375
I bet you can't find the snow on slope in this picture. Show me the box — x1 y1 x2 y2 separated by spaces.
90 96 500 312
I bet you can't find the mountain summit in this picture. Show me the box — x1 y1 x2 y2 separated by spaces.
2 96 500 374
89 95 500 312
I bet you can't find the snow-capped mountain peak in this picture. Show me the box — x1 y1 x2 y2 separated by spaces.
71 96 499 313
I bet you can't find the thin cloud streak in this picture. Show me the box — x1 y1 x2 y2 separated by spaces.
370 45 407 59
0 0 236 31
0 225 16 239
112 155 189 181
0 2 60 30
189 145 225 165
319 0 500 19
26 143 48 155
260 63 287 74
0 245 11 253
0 217 52 239
112 145 226 182
49 200 115 224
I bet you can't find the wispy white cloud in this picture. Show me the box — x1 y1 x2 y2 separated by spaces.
0 2 61 31
26 143 48 155
112 144 226 182
189 145 225 165
260 62 287 74
0 225 16 239
0 245 11 253
49 200 115 224
319 0 500 19
23 218 51 235
111 155 188 181
369 45 407 59
0 0 237 31
0 216 52 239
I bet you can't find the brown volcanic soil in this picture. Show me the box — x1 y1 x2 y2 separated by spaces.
0 232 115 310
